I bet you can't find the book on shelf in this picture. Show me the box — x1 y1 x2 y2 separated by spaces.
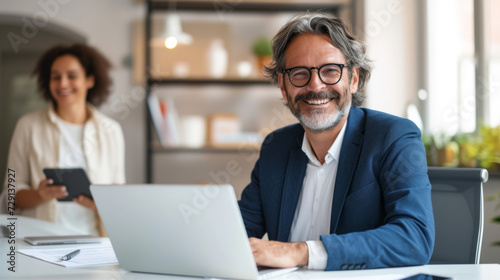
147 93 180 147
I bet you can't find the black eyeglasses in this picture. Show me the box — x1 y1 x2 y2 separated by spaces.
283 63 349 87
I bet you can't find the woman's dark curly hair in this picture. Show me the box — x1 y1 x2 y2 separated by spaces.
33 43 112 107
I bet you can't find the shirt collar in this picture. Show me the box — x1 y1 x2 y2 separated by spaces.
47 103 96 124
301 119 348 166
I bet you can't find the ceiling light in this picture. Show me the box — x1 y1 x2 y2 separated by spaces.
154 13 192 49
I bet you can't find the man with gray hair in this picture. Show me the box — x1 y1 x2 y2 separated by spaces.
238 13 434 271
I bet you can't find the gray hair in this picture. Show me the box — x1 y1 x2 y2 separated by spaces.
264 13 372 107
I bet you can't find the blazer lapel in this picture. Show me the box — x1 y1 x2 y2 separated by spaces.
330 107 365 233
277 136 308 242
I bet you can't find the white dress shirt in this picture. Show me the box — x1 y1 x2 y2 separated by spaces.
289 122 347 270
55 116 97 236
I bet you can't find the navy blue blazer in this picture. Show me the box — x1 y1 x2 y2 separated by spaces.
239 106 435 270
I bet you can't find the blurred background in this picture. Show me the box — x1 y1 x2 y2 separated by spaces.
0 0 499 262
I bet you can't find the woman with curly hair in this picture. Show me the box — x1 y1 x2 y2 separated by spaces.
2 44 125 236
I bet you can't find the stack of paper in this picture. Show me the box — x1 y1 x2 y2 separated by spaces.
18 244 118 268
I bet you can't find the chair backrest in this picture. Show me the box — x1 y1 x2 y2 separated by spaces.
428 167 488 264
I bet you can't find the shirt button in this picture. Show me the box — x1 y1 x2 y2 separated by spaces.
319 169 325 174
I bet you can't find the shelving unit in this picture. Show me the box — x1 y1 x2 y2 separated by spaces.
144 0 354 183
148 77 272 86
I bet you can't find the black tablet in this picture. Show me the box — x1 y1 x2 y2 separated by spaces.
43 168 92 201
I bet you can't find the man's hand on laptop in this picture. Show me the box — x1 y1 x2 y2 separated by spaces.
249 237 308 268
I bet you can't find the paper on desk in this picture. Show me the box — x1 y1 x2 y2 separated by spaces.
310 275 406 280
17 244 118 267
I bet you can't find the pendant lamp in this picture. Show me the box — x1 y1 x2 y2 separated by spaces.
155 13 193 49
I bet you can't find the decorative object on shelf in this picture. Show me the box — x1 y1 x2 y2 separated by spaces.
179 115 206 148
155 12 193 49
163 97 181 147
207 39 228 78
206 114 241 147
206 113 262 148
147 93 167 145
148 93 180 147
237 61 253 78
172 62 190 77
252 37 273 73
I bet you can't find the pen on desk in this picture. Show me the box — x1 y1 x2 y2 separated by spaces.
60 249 81 261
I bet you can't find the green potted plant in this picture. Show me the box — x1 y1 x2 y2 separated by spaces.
252 37 273 71
453 133 478 167
477 125 500 171
433 133 458 167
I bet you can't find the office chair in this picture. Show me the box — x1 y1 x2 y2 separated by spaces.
428 167 488 264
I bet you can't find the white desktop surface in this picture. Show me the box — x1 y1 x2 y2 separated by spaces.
2 214 500 280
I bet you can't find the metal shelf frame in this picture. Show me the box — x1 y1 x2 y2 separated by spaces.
144 0 349 182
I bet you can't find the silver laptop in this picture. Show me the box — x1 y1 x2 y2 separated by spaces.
90 184 298 280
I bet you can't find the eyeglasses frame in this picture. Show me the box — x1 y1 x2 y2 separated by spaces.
283 63 349 88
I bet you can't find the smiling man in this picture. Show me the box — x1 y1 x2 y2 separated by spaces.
238 14 435 271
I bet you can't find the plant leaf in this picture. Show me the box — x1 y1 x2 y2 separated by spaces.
487 192 500 201
491 216 500 223
492 241 500 247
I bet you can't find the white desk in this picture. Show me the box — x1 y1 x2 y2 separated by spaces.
1 215 499 280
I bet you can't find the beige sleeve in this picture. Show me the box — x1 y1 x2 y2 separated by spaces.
4 116 32 192
1 117 33 214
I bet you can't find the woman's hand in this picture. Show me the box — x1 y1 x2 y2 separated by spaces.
37 179 68 201
73 195 97 210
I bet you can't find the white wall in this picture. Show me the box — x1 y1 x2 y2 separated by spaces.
363 0 419 117
2 0 146 183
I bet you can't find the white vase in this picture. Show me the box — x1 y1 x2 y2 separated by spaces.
179 115 206 148
207 39 228 78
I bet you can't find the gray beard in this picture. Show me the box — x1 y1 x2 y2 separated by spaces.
293 98 350 132
286 89 351 132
